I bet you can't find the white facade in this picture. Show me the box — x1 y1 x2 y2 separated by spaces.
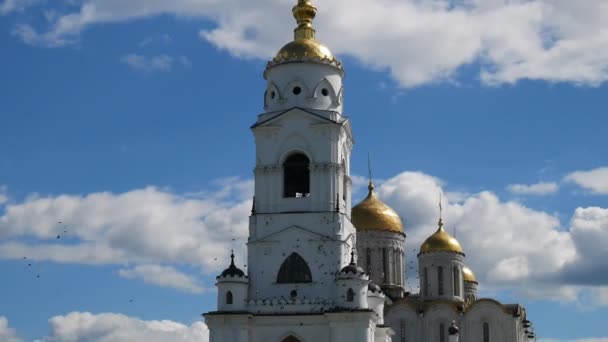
204 1 535 341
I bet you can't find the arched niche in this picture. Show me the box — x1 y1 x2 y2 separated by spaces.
281 335 302 342
277 252 312 283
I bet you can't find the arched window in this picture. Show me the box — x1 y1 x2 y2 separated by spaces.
277 253 312 283
483 322 490 342
438 266 444 295
346 288 355 302
383 248 389 283
342 159 347 201
283 153 310 197
282 336 301 342
423 267 429 296
453 266 461 296
366 248 372 273
226 291 233 305
439 323 445 342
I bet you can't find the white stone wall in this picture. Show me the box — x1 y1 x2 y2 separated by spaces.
385 299 529 342
418 252 465 302
205 312 380 342
356 230 405 295
264 63 344 113
247 212 356 302
217 277 248 311
252 108 353 214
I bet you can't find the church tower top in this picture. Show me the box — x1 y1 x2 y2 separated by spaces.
266 0 342 72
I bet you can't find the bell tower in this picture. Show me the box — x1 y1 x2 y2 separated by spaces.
204 2 390 341
247 0 356 301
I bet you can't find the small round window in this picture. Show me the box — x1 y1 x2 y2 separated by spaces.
293 86 302 95
321 88 329 96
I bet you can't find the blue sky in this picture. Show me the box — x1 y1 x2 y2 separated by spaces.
1 0 608 341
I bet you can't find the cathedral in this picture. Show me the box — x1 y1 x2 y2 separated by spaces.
203 1 535 341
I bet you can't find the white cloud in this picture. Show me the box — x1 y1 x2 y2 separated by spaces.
374 171 608 304
0 181 252 272
565 167 608 194
0 0 38 15
560 207 608 285
0 185 8 205
0 317 22 342
118 265 205 294
507 182 559 195
1 171 607 305
10 0 608 87
121 54 192 73
43 312 208 342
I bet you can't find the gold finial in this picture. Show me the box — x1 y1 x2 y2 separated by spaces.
368 152 375 192
292 0 317 40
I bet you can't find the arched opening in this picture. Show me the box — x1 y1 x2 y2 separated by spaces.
283 153 310 198
453 266 461 296
365 248 372 273
342 159 347 201
483 322 490 342
282 336 301 342
277 253 312 283
346 288 355 302
226 291 233 305
438 266 444 295
382 247 389 283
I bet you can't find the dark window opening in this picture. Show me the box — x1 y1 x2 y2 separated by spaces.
383 248 389 283
423 267 429 296
346 288 355 302
290 290 298 299
440 323 445 342
366 248 372 273
270 91 276 99
483 322 490 342
438 266 444 295
293 86 302 95
226 291 233 305
321 88 329 96
277 253 312 283
454 266 460 296
283 153 310 198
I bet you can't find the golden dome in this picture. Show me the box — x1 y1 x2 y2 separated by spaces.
462 266 478 283
352 182 404 234
274 39 335 63
266 0 342 70
419 219 464 255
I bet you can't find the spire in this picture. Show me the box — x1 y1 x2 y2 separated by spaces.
292 0 317 40
368 152 375 192
438 193 444 230
230 250 236 268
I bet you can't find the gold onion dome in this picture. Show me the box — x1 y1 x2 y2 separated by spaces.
267 0 342 70
351 182 404 234
419 219 464 255
462 266 478 283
